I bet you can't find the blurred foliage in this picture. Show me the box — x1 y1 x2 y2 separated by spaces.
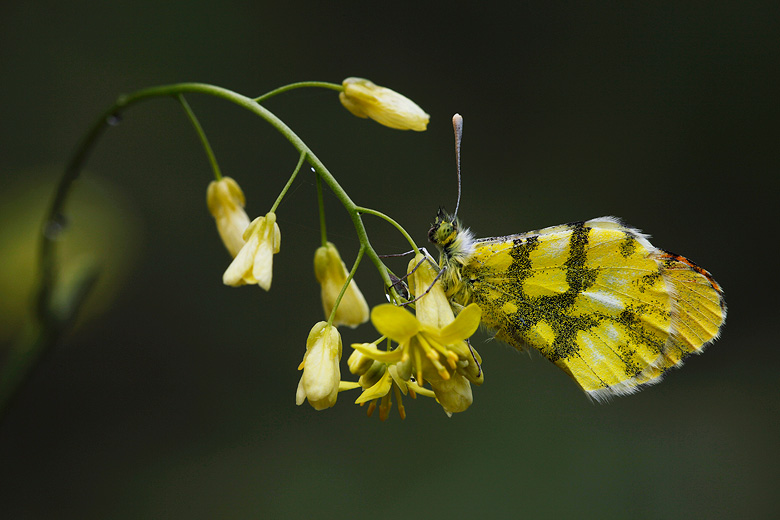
0 172 141 343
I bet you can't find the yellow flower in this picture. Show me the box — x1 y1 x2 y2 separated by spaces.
352 254 484 415
222 212 280 290
206 177 251 257
360 302 481 380
296 322 342 410
314 242 369 328
339 77 430 131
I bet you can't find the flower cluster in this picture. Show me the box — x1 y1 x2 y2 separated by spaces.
207 78 482 420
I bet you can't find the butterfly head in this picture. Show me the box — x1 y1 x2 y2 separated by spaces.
428 207 474 265
428 207 458 249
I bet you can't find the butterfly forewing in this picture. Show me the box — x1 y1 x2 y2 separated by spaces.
456 217 725 400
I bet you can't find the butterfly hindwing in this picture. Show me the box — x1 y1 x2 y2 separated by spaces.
455 217 725 400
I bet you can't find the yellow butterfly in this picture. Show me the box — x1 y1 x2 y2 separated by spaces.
428 211 726 401
427 114 726 400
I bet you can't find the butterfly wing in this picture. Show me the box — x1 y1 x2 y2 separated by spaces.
460 217 726 400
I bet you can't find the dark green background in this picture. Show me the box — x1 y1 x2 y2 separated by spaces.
1 2 778 518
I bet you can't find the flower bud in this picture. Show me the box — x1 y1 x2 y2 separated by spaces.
314 242 369 328
296 322 342 410
430 372 473 415
207 177 251 257
339 77 430 131
347 348 374 376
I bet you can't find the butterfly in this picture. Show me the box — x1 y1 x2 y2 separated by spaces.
428 210 727 401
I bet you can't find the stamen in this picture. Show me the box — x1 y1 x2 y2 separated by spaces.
379 393 392 421
393 384 406 419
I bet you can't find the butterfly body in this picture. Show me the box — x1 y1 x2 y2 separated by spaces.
429 210 726 401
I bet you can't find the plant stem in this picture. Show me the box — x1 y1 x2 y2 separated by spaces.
315 173 327 248
270 150 306 214
178 94 223 181
253 81 343 103
356 206 420 255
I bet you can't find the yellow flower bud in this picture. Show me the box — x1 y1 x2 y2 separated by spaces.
222 212 280 290
339 77 430 131
430 372 474 415
206 177 251 257
347 348 374 376
314 242 369 328
296 322 342 410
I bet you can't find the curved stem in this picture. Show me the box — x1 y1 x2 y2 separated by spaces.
253 81 343 103
178 94 223 181
356 206 420 255
270 150 306 214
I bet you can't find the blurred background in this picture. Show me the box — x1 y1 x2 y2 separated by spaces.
1 1 778 518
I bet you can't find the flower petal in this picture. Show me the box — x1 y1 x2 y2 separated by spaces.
338 381 361 392
387 364 408 395
371 304 420 342
406 380 436 398
437 303 481 343
252 239 274 290
351 342 403 364
222 233 259 286
272 221 281 254
355 369 393 404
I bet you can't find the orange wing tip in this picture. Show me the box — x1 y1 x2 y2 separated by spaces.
655 250 727 354
657 250 726 300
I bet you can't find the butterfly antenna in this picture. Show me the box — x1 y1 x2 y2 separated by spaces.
452 113 464 219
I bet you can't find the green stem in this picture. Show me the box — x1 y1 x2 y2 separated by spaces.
254 81 343 103
270 150 306 213
315 173 327 248
178 94 222 181
356 206 420 255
